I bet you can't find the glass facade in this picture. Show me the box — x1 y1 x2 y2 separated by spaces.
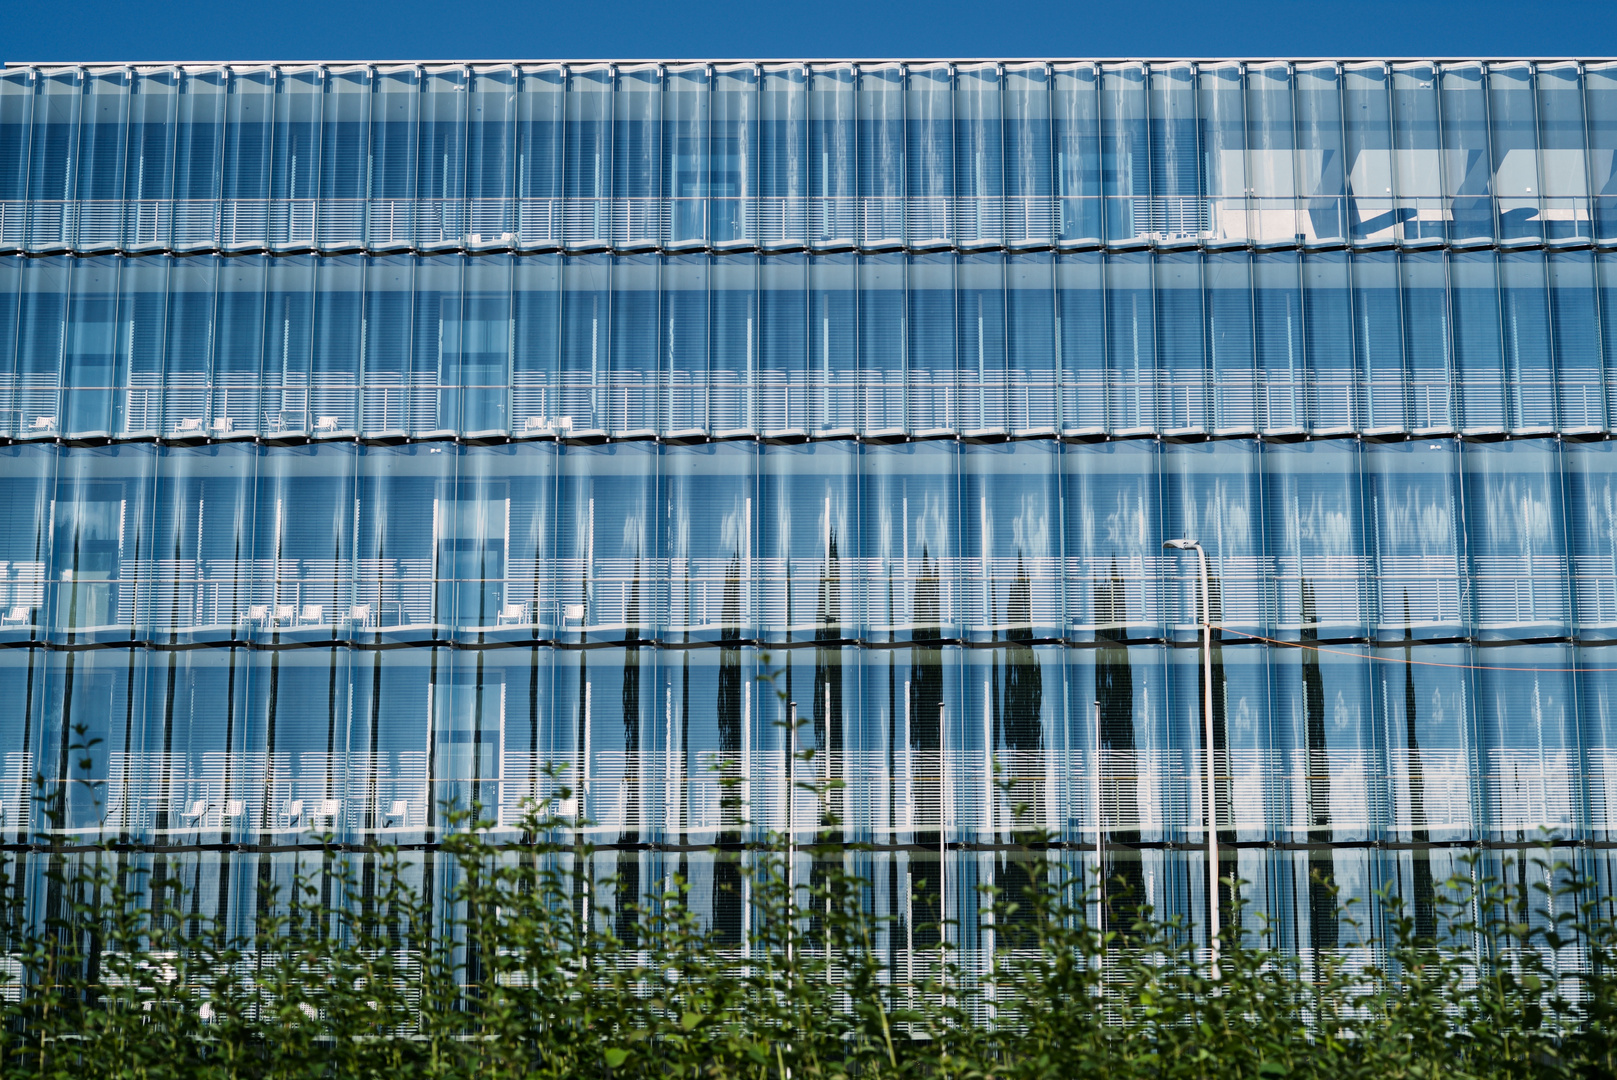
6 58 1617 960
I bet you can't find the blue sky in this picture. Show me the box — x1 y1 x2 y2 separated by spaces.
5 0 1616 64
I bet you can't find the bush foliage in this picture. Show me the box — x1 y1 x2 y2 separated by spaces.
3 729 1616 1078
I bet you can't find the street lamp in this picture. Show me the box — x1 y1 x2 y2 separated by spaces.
1164 537 1220 977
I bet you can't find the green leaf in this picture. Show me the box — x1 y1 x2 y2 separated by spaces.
680 1010 705 1031
603 1047 629 1069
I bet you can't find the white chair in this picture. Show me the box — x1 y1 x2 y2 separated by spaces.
348 603 371 627
31 416 56 433
284 800 304 820
497 603 526 625
183 800 207 819
175 417 204 434
523 415 549 433
299 604 324 626
247 604 270 625
314 415 340 432
387 799 408 819
1 606 29 626
275 604 297 624
210 416 235 435
317 799 340 819
563 603 585 623
224 799 245 818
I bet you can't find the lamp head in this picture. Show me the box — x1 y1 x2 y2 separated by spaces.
1163 538 1197 550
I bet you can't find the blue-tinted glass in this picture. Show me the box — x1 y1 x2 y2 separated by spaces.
1440 63 1495 244
556 441 660 644
1003 64 1052 246
1253 251 1303 433
1270 643 1377 844
510 252 560 433
565 67 613 248
1401 249 1452 432
1353 250 1406 433
662 441 755 644
1052 63 1101 244
662 253 708 434
1375 641 1477 843
1162 439 1266 639
163 255 218 435
1246 64 1298 245
1550 249 1605 432
1500 248 1556 431
514 66 562 248
1578 646 1617 839
1343 64 1395 244
1099 64 1147 244
760 440 859 644
1005 251 1054 432
1590 64 1617 243
173 68 225 252
1062 439 1162 640
49 442 156 644
369 66 419 250
858 253 905 434
759 64 807 248
409 255 461 436
268 67 319 250
1537 64 1590 241
907 252 954 431
1106 251 1155 433
758 252 805 434
710 66 756 247
1207 250 1255 433
149 443 258 644
959 251 1010 438
16 257 68 439
0 71 33 248
125 69 178 251
466 67 515 246
252 443 355 643
954 64 1003 246
613 66 661 249
63 255 119 437
1476 643 1577 840
0 443 55 645
76 69 130 253
221 68 273 250
1365 439 1467 641
458 253 511 434
1263 439 1367 640
1056 251 1104 433
1565 440 1617 639
809 253 856 434
213 254 263 435
1463 439 1570 640
1198 64 1247 245
858 65 904 247
417 67 468 250
1391 64 1443 243
961 441 1061 642
862 441 959 642
1155 251 1205 432
609 253 659 436
263 254 314 436
1450 249 1506 432
317 67 369 251
1490 63 1543 242
26 72 80 252
710 253 755 434
1294 63 1347 245
808 65 856 247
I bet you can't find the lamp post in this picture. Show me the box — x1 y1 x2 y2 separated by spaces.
1163 538 1220 978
